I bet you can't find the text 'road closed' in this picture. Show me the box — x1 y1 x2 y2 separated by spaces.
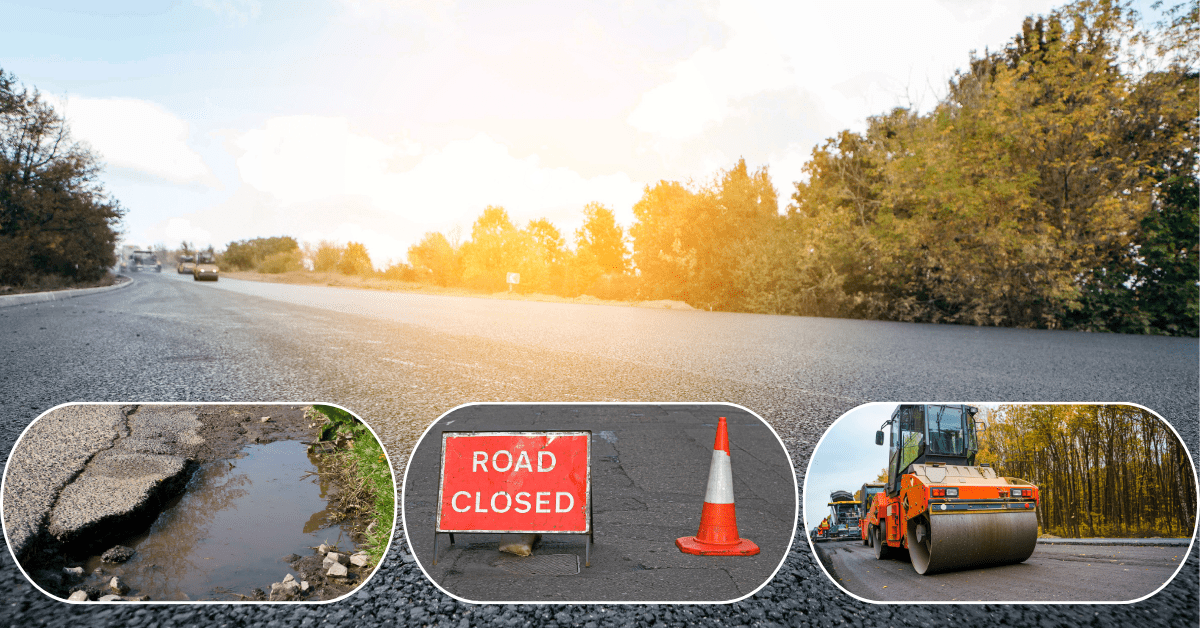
437 432 590 533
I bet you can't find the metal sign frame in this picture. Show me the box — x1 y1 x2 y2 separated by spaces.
432 430 593 566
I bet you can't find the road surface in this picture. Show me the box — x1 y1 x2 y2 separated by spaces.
0 272 1195 626
404 404 795 602
813 538 1189 602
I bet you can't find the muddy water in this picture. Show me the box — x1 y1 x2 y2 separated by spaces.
83 440 354 601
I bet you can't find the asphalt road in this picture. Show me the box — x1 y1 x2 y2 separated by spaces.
0 272 1195 626
404 404 795 602
813 539 1189 602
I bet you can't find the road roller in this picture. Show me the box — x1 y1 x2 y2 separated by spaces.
867 404 1040 574
857 482 885 546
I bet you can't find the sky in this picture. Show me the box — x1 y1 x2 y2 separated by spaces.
803 403 895 532
2 0 1168 266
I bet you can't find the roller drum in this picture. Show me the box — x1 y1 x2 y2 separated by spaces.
907 511 1037 575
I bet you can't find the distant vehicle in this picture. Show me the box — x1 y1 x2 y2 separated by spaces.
177 255 196 274
826 490 859 540
117 244 136 272
858 482 886 546
129 250 161 273
193 252 219 281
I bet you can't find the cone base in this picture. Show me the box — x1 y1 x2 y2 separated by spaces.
676 536 760 556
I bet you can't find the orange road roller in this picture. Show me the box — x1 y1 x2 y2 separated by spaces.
858 481 885 546
867 404 1040 574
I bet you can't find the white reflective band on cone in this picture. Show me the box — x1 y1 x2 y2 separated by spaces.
703 449 735 504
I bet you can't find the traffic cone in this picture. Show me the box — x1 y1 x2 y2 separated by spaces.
676 417 760 556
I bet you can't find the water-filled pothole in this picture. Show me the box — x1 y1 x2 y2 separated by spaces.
80 440 354 601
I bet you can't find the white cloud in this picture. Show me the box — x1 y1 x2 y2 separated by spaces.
194 0 262 26
629 0 1059 140
51 96 214 185
145 217 214 249
235 116 412 205
229 118 644 263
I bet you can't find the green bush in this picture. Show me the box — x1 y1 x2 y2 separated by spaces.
310 405 395 560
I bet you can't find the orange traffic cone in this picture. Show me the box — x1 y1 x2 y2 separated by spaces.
676 416 760 556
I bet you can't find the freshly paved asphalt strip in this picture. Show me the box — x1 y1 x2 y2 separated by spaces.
813 539 1190 602
404 404 795 602
0 272 1194 626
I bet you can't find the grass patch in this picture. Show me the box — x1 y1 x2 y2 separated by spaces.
307 405 395 564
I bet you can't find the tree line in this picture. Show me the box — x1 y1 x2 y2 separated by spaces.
979 404 1196 538
770 0 1196 335
4 2 1194 337
0 69 122 288
376 1 1194 333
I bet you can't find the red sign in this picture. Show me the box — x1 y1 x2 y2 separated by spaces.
437 431 591 533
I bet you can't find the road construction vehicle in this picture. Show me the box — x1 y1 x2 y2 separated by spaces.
858 482 885 546
827 490 860 540
193 251 219 281
867 404 1039 574
177 255 195 274
128 249 161 273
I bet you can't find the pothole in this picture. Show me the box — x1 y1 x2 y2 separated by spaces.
73 440 355 601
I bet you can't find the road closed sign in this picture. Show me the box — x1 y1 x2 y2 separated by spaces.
437 431 590 533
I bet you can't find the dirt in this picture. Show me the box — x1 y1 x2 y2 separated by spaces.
19 404 381 602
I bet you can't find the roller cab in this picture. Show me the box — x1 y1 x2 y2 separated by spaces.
869 404 1040 574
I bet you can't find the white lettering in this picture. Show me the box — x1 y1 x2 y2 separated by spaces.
535 491 551 513
475 492 487 513
556 492 574 513
492 450 513 472
452 491 471 512
473 451 487 472
515 492 531 513
491 491 512 513
515 450 533 472
538 451 556 472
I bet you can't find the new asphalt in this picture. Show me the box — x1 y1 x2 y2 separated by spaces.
0 272 1195 626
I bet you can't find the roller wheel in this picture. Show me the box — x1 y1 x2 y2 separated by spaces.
872 526 893 560
907 511 1038 575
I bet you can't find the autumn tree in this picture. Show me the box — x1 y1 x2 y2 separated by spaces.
772 0 1196 333
571 202 629 296
407 231 459 286
459 206 526 291
522 218 568 294
338 241 374 275
0 68 123 286
310 240 343 273
223 236 299 271
630 158 778 309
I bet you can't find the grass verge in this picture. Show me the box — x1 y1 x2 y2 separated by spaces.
0 272 122 295
308 405 395 564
